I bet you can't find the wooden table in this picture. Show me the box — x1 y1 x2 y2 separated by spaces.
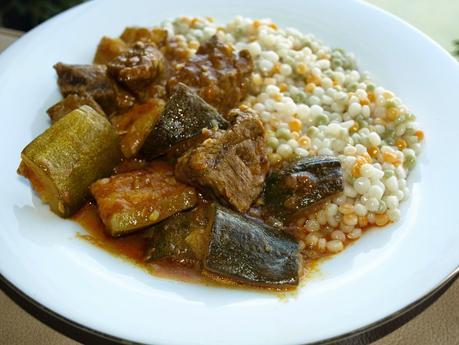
0 18 458 345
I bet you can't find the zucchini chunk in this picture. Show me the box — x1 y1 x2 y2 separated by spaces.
264 156 343 222
140 83 228 160
145 204 215 265
111 99 165 158
90 161 198 237
18 105 122 217
204 207 299 287
93 36 128 64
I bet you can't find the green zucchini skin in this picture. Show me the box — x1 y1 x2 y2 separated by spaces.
19 105 122 217
140 83 228 160
204 207 299 287
263 156 343 222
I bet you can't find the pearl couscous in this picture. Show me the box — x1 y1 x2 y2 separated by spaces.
163 16 423 259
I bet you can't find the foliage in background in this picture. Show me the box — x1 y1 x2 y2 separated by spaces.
453 40 459 59
0 0 84 31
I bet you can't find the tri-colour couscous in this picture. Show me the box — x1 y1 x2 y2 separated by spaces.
163 16 423 259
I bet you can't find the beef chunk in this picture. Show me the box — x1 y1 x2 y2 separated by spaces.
140 83 228 160
54 63 135 115
47 94 105 122
175 109 269 212
168 36 253 115
107 41 165 92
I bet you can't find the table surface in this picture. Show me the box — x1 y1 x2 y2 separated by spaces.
1 1 458 344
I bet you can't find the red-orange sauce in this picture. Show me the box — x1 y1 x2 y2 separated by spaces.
72 203 308 292
73 203 211 285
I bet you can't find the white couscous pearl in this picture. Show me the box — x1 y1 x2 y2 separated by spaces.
354 177 371 194
348 102 362 117
365 197 380 212
354 203 367 216
368 185 384 200
277 143 293 158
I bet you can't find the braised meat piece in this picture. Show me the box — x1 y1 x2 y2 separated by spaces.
107 41 165 92
47 94 105 122
54 63 135 115
168 36 253 115
175 109 268 212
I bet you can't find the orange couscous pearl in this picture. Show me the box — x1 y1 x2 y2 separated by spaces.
395 138 408 150
367 146 380 158
415 130 424 141
385 107 399 121
383 151 401 165
289 118 302 132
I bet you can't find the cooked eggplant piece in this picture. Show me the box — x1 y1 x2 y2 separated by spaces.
140 83 228 159
264 156 344 222
54 63 135 115
18 105 122 217
145 204 215 265
47 94 105 122
204 207 299 287
111 99 165 158
90 161 198 237
93 36 128 64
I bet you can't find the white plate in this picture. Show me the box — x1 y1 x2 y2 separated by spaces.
1 0 458 344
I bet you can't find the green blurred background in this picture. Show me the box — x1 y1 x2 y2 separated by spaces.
0 0 458 56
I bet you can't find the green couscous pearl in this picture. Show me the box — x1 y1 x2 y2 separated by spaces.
383 169 395 178
315 114 329 126
306 126 319 137
404 154 416 170
292 92 308 104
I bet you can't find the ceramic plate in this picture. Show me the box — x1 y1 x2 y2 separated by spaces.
0 0 458 344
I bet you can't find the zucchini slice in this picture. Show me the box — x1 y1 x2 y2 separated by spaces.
111 99 165 158
90 161 198 237
18 105 122 217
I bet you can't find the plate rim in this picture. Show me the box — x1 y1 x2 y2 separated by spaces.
1 0 459 344
1 268 457 345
